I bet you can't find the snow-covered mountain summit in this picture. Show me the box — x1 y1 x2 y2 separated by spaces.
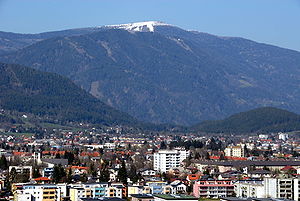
103 21 171 32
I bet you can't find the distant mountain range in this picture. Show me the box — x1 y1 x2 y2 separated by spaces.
1 21 300 125
192 107 300 134
0 63 138 126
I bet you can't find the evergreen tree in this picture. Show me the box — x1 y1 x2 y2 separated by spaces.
117 161 128 185
99 168 110 182
33 168 41 178
128 165 139 183
0 155 8 170
160 141 167 149
9 167 17 183
67 169 72 184
53 165 66 183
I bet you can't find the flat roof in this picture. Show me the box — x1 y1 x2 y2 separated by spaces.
130 194 154 199
153 194 198 200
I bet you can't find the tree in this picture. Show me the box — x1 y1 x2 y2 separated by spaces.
89 162 97 177
99 168 110 182
0 155 8 170
53 165 66 183
128 165 139 183
67 169 72 183
160 141 167 150
33 168 41 178
64 151 75 165
117 161 128 185
9 167 17 183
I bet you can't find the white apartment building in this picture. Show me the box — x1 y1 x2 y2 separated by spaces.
154 149 189 173
234 180 265 198
234 177 300 201
278 132 289 141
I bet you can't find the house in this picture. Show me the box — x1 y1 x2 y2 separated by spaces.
140 169 157 177
248 169 272 178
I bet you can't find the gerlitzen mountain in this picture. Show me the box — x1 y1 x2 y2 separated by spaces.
1 21 300 125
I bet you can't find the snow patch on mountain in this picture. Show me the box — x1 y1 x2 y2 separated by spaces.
103 21 170 32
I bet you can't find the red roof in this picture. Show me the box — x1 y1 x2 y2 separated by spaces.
188 174 201 181
34 177 51 181
281 166 296 171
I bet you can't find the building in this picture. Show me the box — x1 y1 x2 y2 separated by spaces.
264 177 300 200
154 150 189 173
278 132 289 141
193 180 235 198
194 160 300 173
13 183 67 201
224 145 245 157
69 183 109 201
234 177 300 201
9 166 33 179
234 180 265 198
145 181 168 194
43 167 54 178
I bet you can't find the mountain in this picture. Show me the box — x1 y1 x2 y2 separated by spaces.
0 62 138 126
192 107 300 134
0 28 102 55
1 21 300 125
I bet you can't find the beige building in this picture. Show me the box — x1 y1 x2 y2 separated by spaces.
224 145 245 157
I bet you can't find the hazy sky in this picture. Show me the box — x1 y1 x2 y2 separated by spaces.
0 0 299 51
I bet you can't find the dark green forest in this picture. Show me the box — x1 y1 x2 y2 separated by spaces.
0 63 137 126
192 107 300 134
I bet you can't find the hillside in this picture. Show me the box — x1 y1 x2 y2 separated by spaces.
192 107 300 133
0 63 138 126
1 22 300 125
0 28 101 55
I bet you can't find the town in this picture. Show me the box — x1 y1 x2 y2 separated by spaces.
0 123 300 201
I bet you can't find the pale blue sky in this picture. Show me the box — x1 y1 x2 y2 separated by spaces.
0 0 299 51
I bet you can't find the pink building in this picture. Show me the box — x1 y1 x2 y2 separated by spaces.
193 180 234 198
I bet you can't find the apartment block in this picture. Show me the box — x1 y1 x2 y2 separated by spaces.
193 180 234 198
154 150 189 173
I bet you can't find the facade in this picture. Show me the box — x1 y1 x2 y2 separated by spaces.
224 145 245 157
264 177 300 200
154 150 189 173
234 177 300 201
9 166 33 179
13 184 67 201
193 180 234 198
278 132 289 141
69 183 109 201
43 168 54 178
234 180 265 198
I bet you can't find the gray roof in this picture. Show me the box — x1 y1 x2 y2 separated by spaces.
79 198 125 201
130 194 154 199
195 160 300 167
41 158 68 166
